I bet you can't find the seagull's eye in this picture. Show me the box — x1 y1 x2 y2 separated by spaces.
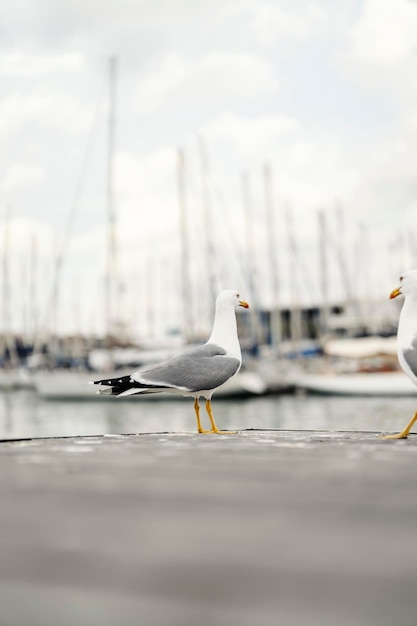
400 276 403 282
237 293 240 298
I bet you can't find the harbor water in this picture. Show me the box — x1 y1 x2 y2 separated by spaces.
1 389 417 439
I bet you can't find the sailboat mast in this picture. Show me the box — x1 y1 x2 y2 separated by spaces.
105 56 118 341
2 207 9 345
285 205 302 344
318 209 329 336
197 136 217 312
29 234 38 342
263 163 281 351
2 207 19 367
177 148 192 341
242 173 255 302
335 203 353 304
242 172 263 346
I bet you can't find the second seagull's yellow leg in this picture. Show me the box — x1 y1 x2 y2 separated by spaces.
205 399 236 435
381 411 417 440
194 398 211 434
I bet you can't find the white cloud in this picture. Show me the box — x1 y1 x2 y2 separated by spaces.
269 137 361 213
341 0 417 103
0 92 93 135
0 52 84 76
135 51 279 113
1 163 43 193
252 2 322 45
114 149 179 250
350 0 417 66
225 0 351 50
0 215 54 261
203 113 298 157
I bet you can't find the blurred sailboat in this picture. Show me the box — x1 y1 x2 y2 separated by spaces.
288 335 414 395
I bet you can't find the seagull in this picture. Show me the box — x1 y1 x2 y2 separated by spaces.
382 269 417 439
91 290 249 434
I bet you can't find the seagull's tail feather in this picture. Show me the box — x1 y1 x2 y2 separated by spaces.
96 386 116 396
91 373 166 397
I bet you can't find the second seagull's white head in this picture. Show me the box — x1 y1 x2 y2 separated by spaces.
390 270 417 301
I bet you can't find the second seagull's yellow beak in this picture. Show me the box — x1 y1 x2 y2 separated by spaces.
239 300 249 309
389 287 401 299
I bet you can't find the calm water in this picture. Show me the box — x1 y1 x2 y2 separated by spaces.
1 389 417 439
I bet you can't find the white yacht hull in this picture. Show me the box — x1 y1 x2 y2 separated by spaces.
291 371 417 396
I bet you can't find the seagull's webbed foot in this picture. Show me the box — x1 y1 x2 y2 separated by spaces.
381 431 409 440
205 399 236 435
207 426 237 435
380 411 417 440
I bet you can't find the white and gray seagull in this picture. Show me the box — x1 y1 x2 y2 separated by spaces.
91 290 249 434
383 269 417 439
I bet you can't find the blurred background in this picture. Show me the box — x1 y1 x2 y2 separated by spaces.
1 0 417 434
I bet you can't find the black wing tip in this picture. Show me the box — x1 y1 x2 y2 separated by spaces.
90 375 132 387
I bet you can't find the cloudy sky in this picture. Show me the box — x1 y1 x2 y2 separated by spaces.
1 0 417 338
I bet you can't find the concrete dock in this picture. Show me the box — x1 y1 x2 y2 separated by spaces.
1 429 417 626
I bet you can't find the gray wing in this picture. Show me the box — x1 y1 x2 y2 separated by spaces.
132 343 240 392
403 337 417 378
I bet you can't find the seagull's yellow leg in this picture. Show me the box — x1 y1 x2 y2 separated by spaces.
205 399 236 435
381 411 417 440
194 398 211 434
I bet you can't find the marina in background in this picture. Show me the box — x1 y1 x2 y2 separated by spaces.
0 58 412 406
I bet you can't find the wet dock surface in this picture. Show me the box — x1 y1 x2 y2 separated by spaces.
1 429 417 626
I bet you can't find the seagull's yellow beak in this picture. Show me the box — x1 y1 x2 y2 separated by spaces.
389 287 401 299
239 300 249 309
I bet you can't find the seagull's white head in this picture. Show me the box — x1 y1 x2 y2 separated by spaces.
216 290 249 310
390 269 417 300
